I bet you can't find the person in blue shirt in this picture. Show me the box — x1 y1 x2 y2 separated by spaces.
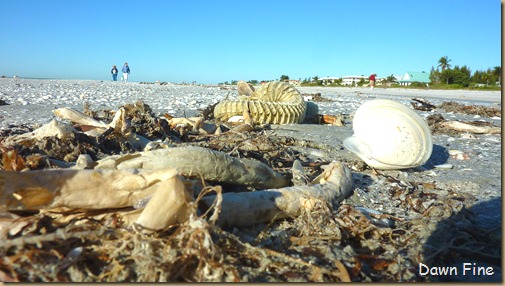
122 62 130 82
111 65 118 81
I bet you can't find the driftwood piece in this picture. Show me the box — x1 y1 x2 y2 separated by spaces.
199 161 353 227
94 146 288 189
441 121 501 134
0 168 178 211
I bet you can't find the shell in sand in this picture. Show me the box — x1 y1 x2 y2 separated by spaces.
343 99 432 170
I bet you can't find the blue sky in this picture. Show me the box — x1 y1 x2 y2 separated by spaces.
0 0 500 84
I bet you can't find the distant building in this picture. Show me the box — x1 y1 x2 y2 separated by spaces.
398 71 430 86
318 77 340 85
288 79 301 86
341 75 367 86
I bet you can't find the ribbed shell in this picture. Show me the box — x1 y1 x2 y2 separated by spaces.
214 81 307 124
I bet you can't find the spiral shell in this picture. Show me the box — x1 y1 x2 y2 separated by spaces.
343 99 432 170
214 81 307 124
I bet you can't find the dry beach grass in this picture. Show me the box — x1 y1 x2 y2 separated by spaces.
0 79 501 282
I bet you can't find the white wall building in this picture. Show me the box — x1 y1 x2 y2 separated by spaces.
319 77 341 85
341 75 367 86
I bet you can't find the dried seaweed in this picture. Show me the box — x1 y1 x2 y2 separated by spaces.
438 101 501 118
0 100 500 282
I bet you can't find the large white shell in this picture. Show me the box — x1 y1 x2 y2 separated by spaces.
343 99 432 170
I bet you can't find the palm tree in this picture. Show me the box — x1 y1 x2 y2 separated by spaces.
437 56 452 71
438 56 452 84
492 66 501 85
482 72 490 86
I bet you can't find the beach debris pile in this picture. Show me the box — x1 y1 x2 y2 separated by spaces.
437 101 501 118
0 84 501 282
410 98 502 135
302 92 335 102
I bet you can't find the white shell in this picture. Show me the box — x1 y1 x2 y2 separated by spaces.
343 99 432 170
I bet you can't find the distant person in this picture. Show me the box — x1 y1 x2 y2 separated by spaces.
122 62 130 82
369 73 376 90
111 65 118 81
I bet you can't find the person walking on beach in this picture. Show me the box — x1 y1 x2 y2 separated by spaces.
122 62 130 82
369 73 376 90
111 65 118 81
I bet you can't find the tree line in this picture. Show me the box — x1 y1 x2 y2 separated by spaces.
220 56 500 89
430 56 501 88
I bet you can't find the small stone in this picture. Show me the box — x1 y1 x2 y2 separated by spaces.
75 154 95 169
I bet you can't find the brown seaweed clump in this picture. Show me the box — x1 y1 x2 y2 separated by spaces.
438 101 501 118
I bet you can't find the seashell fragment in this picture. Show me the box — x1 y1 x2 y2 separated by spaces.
2 119 78 147
440 120 501 134
343 99 432 170
434 163 453 169
449 150 470 160
53 107 108 128
134 173 193 232
237 80 255 96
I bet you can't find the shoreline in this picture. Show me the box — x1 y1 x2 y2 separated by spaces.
2 77 500 102
0 79 501 130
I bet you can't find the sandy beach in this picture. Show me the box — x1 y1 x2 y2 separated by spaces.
0 78 500 128
0 78 501 282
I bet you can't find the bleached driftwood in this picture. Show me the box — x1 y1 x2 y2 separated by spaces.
0 168 179 211
440 120 501 134
2 119 78 147
199 161 353 227
94 146 288 189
